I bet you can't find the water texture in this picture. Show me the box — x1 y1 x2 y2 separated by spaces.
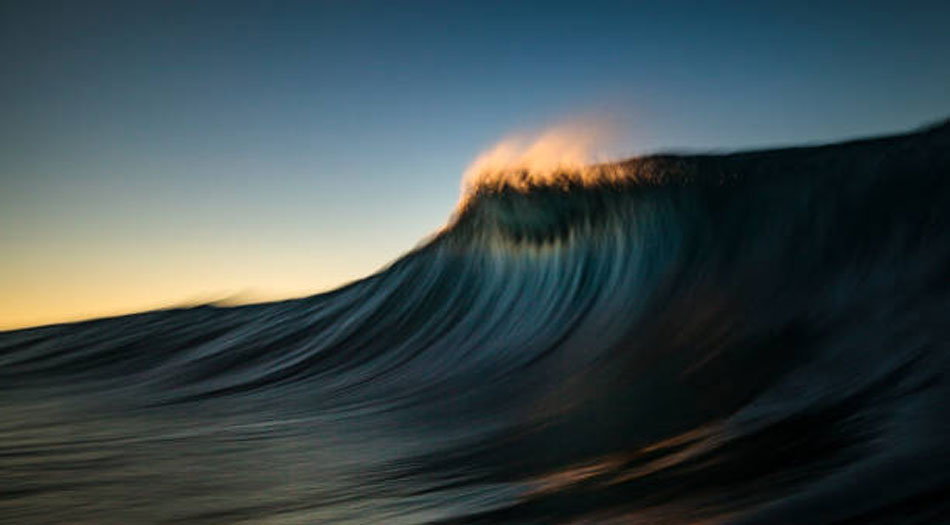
2 122 948 524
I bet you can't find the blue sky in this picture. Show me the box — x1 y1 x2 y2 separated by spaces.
2 1 948 328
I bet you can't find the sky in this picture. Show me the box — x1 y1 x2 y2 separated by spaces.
2 1 949 330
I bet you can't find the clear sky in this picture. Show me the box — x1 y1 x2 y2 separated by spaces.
2 1 949 330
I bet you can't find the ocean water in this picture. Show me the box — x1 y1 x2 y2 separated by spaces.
2 122 948 524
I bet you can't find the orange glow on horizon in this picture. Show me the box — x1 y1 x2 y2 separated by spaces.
0 244 391 331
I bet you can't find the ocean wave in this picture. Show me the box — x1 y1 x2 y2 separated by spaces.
1 120 948 524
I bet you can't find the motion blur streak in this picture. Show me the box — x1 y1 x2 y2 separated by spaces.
2 121 949 524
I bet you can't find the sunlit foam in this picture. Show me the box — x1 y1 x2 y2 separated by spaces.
462 120 626 197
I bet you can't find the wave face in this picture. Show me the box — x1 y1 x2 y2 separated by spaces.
2 122 949 524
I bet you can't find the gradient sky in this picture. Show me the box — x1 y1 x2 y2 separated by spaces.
2 1 949 330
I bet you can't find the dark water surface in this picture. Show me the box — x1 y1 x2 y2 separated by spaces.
2 123 949 524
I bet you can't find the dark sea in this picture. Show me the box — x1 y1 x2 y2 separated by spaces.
2 122 948 524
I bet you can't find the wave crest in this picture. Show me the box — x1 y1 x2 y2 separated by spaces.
461 122 627 195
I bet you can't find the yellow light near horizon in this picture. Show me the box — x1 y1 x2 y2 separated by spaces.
0 245 385 331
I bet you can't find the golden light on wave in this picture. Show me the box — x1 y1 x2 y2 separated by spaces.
462 121 628 195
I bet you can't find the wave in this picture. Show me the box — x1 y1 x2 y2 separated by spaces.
1 120 949 524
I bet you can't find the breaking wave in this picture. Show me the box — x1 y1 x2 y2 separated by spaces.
2 121 949 524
